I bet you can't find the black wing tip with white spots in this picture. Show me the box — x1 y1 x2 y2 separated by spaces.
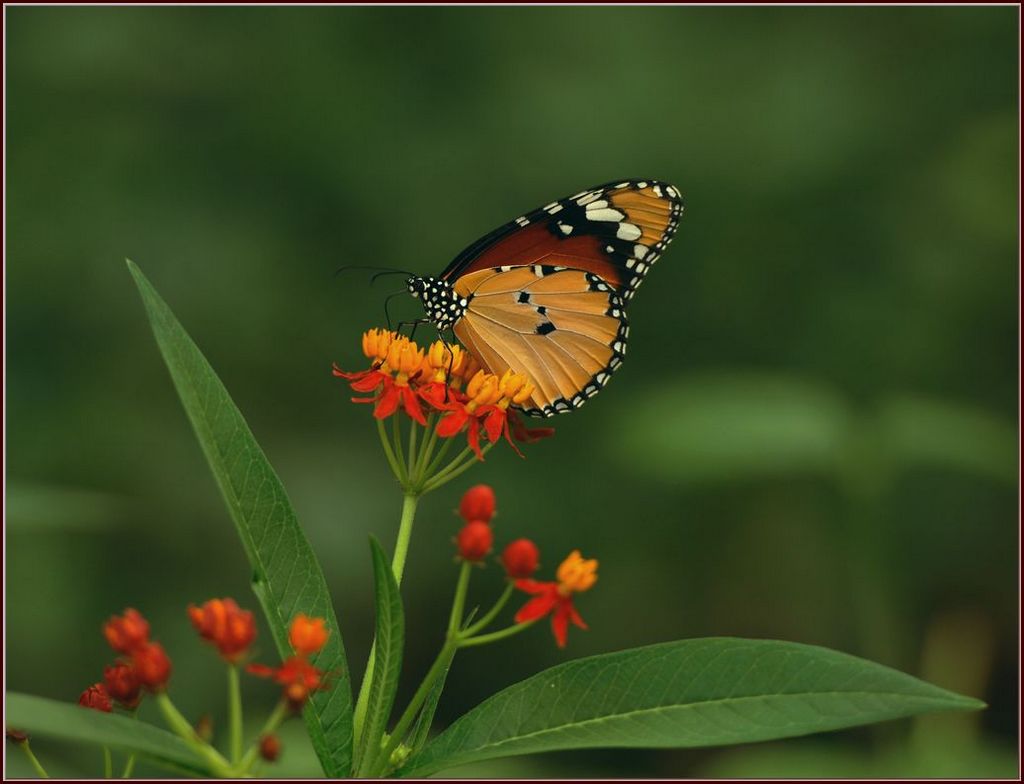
515 272 629 419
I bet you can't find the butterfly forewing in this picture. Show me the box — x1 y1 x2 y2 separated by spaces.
441 179 683 301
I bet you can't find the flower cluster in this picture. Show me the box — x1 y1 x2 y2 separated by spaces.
248 614 331 709
334 329 553 460
83 607 172 711
189 598 257 663
449 485 596 648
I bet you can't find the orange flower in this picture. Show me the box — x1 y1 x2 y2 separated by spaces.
248 656 327 709
103 608 150 655
131 642 172 691
514 550 598 647
78 683 112 712
288 614 329 656
103 661 142 708
188 598 257 663
334 331 427 424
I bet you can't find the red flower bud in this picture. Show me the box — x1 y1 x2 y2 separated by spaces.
103 608 150 655
78 683 112 712
103 661 142 708
456 521 493 562
6 729 29 744
288 614 329 656
459 484 496 523
188 598 257 662
131 642 172 691
259 734 281 762
501 538 540 578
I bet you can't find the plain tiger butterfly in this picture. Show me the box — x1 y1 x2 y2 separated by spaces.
404 179 684 417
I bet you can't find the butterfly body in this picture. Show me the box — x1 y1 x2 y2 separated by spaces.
407 179 683 417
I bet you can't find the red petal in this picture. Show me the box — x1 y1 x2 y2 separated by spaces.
568 602 588 630
401 387 428 425
551 605 570 648
373 383 399 420
246 663 277 679
514 579 553 595
481 407 505 444
467 419 484 461
514 592 559 623
351 373 385 392
436 409 468 437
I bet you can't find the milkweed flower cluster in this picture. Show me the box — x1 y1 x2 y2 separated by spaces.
334 329 554 461
65 601 335 776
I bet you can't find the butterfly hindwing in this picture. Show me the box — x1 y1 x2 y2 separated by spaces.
452 265 628 417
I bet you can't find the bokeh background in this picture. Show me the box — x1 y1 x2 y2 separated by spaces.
6 6 1018 778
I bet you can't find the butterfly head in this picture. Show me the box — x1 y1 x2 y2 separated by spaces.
408 275 469 331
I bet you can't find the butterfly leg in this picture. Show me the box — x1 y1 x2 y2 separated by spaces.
395 318 430 339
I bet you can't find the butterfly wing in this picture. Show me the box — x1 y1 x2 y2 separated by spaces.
452 265 628 417
440 179 683 301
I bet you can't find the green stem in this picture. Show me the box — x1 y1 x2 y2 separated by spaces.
376 418 406 484
414 416 439 481
463 583 515 637
423 433 455 478
103 746 113 779
391 417 407 481
422 444 494 493
227 665 243 764
18 740 49 778
238 700 290 774
353 492 420 745
459 619 538 648
372 562 473 775
120 754 136 779
407 415 418 476
154 692 232 776
448 562 472 637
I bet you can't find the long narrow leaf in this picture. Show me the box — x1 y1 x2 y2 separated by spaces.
127 260 353 775
355 537 405 776
6 693 207 776
402 637 984 776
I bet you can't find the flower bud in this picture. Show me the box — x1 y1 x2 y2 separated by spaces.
103 661 142 708
501 538 540 578
78 683 112 712
131 642 172 691
6 729 29 744
288 614 329 656
459 484 496 523
456 521 493 562
361 329 394 362
188 598 257 662
103 608 150 655
259 734 281 762
195 714 214 743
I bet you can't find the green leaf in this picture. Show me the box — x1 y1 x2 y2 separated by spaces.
355 537 406 776
401 638 984 777
5 693 207 776
126 260 353 776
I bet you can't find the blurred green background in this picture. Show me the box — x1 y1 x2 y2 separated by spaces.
6 6 1018 778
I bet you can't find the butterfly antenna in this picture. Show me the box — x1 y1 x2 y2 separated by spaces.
383 288 408 331
370 270 413 285
334 264 414 280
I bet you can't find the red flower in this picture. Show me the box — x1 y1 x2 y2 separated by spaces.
103 661 142 708
131 642 172 691
259 734 281 762
334 331 428 425
459 484 496 523
288 614 329 656
78 683 112 712
188 598 257 663
456 521 493 562
501 538 540 578
248 656 326 709
103 608 150 655
514 550 598 648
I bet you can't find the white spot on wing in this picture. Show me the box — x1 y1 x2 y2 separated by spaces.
586 208 626 222
616 222 642 241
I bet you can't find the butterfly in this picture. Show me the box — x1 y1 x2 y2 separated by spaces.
404 179 684 417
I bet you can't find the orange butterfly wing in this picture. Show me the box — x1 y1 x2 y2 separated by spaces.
452 266 627 416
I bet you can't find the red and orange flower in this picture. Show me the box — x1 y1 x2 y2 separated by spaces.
334 329 554 459
514 550 598 648
248 614 331 709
